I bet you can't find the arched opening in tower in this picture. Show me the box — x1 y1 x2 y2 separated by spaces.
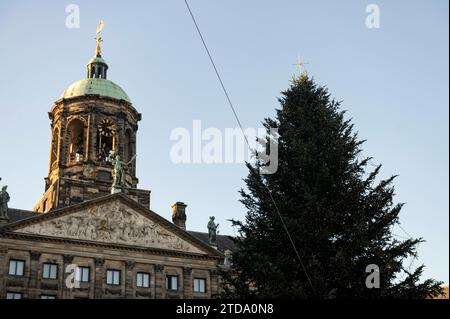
124 129 136 176
68 119 85 163
97 119 116 163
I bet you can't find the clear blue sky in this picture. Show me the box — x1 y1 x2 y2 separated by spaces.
0 1 448 284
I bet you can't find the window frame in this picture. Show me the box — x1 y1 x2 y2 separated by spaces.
75 266 90 283
106 269 121 286
42 263 58 280
40 295 56 299
166 275 179 291
136 272 150 288
8 259 25 277
193 277 207 293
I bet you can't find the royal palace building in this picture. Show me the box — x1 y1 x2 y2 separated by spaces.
0 26 233 299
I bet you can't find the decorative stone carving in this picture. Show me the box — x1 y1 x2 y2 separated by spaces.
104 287 122 296
6 278 25 287
183 267 192 276
14 200 205 254
40 282 59 290
30 251 41 261
154 265 164 273
223 249 233 266
125 261 135 270
136 290 152 298
63 255 74 264
94 258 105 267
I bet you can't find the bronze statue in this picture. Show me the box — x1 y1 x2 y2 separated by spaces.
111 155 124 192
110 154 137 194
207 216 219 246
0 181 10 220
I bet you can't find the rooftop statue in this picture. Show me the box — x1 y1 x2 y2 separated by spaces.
207 216 219 246
0 178 10 221
111 155 125 193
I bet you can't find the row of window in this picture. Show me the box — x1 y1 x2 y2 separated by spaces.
9 260 59 280
7 260 207 293
6 293 56 300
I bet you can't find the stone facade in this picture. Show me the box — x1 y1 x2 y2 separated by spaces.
0 195 226 299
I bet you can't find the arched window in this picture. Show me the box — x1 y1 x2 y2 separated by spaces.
68 119 85 163
124 129 136 175
50 128 59 167
124 129 133 163
97 119 116 162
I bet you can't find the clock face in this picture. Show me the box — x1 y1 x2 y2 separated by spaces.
98 119 116 137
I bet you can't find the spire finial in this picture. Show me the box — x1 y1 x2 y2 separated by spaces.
293 56 309 81
95 20 105 56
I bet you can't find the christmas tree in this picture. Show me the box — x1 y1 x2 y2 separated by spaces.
221 73 443 299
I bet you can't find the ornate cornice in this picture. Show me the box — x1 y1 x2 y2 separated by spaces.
3 232 219 261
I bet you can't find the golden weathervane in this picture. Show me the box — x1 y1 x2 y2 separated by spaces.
95 20 104 56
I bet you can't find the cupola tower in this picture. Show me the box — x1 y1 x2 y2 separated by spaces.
34 21 150 212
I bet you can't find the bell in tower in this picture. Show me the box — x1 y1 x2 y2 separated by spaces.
34 21 150 213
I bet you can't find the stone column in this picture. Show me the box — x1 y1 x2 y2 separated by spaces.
88 107 97 162
94 258 105 299
125 261 135 298
62 255 74 299
209 269 219 298
117 112 126 161
85 110 91 161
59 105 69 167
183 267 192 299
28 251 41 299
154 265 164 299
0 246 7 299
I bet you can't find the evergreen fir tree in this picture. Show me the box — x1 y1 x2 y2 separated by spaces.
221 74 442 299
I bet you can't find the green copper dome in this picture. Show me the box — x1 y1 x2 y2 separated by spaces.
60 78 131 103
60 47 131 103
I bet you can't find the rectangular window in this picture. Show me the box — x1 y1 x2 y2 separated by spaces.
42 263 58 279
75 267 90 283
136 272 150 288
8 260 25 276
193 278 207 293
166 275 178 291
6 292 22 299
40 295 56 299
106 269 121 286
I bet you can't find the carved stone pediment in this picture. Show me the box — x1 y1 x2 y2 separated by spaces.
13 199 206 255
